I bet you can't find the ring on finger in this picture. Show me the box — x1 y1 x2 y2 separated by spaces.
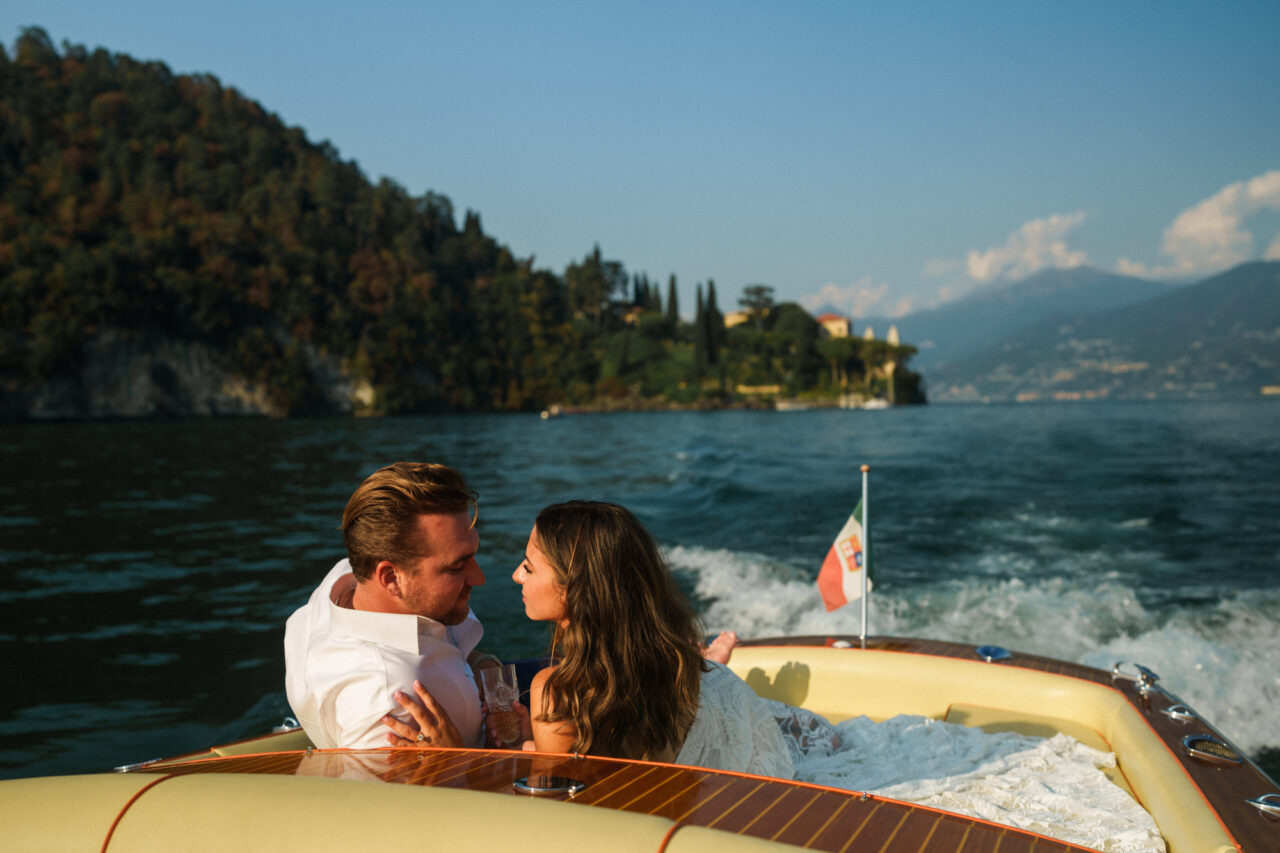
416 732 429 743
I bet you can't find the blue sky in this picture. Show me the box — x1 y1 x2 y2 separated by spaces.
5 1 1279 319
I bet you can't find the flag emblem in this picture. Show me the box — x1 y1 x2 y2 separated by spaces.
839 536 862 567
817 499 873 611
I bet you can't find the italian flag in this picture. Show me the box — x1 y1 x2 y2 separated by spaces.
816 499 873 612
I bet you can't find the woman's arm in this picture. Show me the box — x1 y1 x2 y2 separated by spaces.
528 666 578 754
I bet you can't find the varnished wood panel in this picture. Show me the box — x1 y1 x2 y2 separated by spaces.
141 749 1096 853
132 635 1277 852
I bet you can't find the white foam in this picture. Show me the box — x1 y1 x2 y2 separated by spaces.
1081 594 1280 756
666 545 1280 756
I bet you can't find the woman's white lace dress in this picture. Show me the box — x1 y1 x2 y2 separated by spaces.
762 700 1166 853
673 662 795 779
673 667 1164 853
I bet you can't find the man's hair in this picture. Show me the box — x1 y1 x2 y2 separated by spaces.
342 462 477 580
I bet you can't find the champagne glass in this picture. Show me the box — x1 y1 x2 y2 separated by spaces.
479 663 522 746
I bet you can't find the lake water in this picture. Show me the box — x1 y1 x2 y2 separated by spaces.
2 399 1278 780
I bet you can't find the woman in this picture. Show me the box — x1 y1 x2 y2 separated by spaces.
385 500 792 777
521 501 792 774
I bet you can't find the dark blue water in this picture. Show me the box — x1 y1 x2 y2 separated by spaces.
2 399 1277 780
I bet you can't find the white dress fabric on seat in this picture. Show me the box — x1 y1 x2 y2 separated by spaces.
667 664 1164 852
757 701 1167 853
674 662 795 779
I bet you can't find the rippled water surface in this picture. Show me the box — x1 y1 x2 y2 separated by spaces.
2 399 1277 779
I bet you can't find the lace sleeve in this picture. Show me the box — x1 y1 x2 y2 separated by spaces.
760 697 841 767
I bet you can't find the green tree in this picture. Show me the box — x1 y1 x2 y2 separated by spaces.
565 245 626 327
705 279 727 369
704 281 723 368
767 303 822 394
816 336 859 388
739 284 775 330
692 284 708 378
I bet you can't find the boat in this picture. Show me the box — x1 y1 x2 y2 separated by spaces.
836 394 890 409
3 635 1278 852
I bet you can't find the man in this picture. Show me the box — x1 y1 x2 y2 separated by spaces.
284 461 486 749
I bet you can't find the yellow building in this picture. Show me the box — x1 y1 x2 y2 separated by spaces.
816 313 850 338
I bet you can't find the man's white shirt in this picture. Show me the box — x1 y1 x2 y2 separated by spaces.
284 559 484 749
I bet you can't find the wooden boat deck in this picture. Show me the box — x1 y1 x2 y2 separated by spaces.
144 748 1096 852
132 636 1279 852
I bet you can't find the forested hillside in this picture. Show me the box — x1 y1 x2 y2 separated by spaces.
0 28 921 418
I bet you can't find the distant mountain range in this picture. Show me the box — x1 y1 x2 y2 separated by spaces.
859 267 1174 373
921 261 1280 402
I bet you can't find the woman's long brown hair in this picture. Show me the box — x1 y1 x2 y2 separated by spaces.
535 501 706 759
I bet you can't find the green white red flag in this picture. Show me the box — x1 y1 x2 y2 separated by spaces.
817 498 873 612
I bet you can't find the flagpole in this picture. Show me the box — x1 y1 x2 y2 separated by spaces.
860 464 869 649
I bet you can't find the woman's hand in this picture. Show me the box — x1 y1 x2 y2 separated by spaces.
484 700 533 749
381 680 463 748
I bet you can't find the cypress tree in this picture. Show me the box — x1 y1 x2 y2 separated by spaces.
703 280 720 366
693 284 708 377
666 275 679 326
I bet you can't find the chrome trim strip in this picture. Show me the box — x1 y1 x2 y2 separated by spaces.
1160 703 1198 723
1246 793 1280 817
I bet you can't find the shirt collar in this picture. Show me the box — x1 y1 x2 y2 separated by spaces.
326 572 481 655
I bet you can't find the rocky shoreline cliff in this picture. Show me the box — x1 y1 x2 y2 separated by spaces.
1 328 356 420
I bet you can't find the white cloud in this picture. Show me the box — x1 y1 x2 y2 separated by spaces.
887 295 915 317
799 275 968 322
800 277 889 318
1155 170 1280 276
1266 235 1280 261
1115 257 1150 277
800 280 919 319
922 257 961 277
965 212 1089 282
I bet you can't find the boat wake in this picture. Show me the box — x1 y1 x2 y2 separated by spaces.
667 544 1280 760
